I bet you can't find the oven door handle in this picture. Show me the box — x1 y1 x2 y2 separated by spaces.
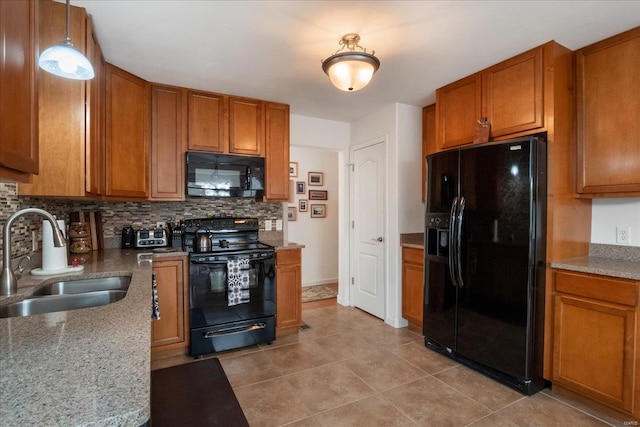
203 322 267 338
190 255 274 265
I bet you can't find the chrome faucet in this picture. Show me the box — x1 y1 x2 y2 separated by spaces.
1 208 66 296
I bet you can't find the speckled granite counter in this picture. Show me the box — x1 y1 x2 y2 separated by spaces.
0 249 168 427
551 244 640 281
261 240 305 250
400 233 424 249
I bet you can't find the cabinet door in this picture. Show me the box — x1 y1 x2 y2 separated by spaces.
402 247 424 326
483 46 543 138
85 16 105 196
152 258 189 350
553 294 636 412
576 27 640 195
151 85 185 200
187 90 227 153
0 0 38 180
229 96 264 156
436 73 481 149
105 64 149 198
19 0 86 197
422 104 436 202
264 102 290 200
276 249 301 330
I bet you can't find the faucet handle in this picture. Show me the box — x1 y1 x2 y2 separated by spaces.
14 255 31 280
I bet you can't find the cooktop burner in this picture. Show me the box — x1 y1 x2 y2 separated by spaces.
181 217 272 255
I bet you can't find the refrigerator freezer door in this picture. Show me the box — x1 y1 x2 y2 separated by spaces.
456 140 534 380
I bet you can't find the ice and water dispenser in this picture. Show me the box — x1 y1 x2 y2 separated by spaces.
425 214 450 259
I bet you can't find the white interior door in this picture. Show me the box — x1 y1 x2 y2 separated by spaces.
350 141 386 319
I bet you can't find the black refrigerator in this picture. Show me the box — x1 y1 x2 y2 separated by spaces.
423 133 547 395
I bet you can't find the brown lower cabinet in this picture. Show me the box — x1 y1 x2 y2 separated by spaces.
552 270 639 418
151 256 189 356
402 247 424 327
276 248 302 335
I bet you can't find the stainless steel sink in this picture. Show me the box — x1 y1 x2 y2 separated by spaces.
31 276 131 296
0 290 128 318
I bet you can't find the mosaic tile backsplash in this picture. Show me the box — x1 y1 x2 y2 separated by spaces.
0 183 282 262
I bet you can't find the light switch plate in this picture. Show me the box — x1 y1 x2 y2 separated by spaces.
275 220 283 231
264 220 272 231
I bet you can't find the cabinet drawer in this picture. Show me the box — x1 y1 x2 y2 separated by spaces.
276 248 301 266
555 271 638 307
402 247 424 265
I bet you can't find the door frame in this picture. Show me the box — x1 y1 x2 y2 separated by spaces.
348 137 388 318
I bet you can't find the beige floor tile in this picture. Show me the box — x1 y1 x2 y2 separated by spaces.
219 350 283 388
467 413 520 427
285 362 376 413
435 365 524 411
311 394 418 426
359 323 422 348
263 340 334 375
391 341 459 374
382 376 492 426
283 417 323 426
234 377 313 427
345 350 428 392
310 331 379 361
496 392 611 426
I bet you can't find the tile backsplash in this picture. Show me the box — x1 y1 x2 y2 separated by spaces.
0 183 282 261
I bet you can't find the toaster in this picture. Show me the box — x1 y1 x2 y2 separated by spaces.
135 228 168 248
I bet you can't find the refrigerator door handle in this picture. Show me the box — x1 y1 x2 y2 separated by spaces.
448 197 459 287
455 197 466 288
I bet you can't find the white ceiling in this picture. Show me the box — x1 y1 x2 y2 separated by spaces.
71 1 639 123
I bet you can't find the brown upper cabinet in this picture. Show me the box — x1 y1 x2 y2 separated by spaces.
187 90 228 153
264 102 290 201
421 104 436 202
228 96 264 156
105 64 149 198
19 0 89 197
150 84 186 201
436 44 544 150
576 26 640 196
0 0 39 182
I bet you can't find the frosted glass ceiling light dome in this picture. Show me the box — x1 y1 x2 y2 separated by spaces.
322 33 380 92
38 0 94 80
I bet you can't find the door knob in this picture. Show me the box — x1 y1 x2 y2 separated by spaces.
370 237 383 242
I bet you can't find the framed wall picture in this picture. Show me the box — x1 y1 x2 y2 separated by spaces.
310 204 326 218
289 162 298 177
308 171 323 186
287 206 297 221
296 181 306 194
299 199 308 212
308 190 327 200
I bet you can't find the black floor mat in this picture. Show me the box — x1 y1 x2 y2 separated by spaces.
151 358 249 427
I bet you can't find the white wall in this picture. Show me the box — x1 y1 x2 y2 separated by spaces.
351 103 422 328
289 114 350 289
591 198 640 247
288 146 339 286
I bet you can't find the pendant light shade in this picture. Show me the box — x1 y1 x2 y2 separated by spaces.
322 33 380 92
39 0 94 80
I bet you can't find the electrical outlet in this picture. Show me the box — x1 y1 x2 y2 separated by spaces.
32 231 38 251
616 226 631 244
156 221 165 229
264 220 272 231
275 220 283 231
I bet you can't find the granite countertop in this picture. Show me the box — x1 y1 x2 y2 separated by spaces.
551 244 640 281
0 249 176 426
262 240 305 250
400 233 424 249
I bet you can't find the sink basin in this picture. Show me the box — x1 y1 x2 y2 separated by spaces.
32 276 131 296
0 290 128 318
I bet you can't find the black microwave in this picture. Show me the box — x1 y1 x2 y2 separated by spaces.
185 151 265 198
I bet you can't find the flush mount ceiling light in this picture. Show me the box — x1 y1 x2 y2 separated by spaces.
38 0 94 80
322 33 380 92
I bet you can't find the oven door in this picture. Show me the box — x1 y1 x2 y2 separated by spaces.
189 252 276 330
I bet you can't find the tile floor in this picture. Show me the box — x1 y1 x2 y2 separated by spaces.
152 305 630 427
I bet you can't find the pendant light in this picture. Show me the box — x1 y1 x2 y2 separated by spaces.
322 33 380 92
38 0 94 80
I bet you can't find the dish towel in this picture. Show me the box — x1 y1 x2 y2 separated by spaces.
152 271 161 320
227 257 250 306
